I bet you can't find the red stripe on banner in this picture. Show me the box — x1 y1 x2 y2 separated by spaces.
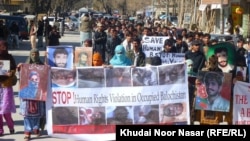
52 125 116 134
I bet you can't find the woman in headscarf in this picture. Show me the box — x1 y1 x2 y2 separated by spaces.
17 48 46 140
92 52 104 66
0 40 16 136
109 45 132 66
25 48 44 64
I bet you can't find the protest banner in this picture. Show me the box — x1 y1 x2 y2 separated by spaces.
235 66 247 82
47 45 74 69
195 71 232 112
160 53 185 64
51 67 77 88
46 63 190 141
233 81 250 125
142 36 168 58
19 64 50 101
207 42 236 73
74 47 93 67
0 60 9 75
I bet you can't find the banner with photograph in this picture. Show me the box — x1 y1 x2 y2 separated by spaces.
235 66 247 82
19 64 50 101
142 36 168 58
46 63 190 141
46 45 74 69
233 81 250 125
207 42 236 73
194 71 232 112
0 60 10 76
74 47 93 67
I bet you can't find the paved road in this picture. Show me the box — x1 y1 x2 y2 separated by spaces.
2 31 80 141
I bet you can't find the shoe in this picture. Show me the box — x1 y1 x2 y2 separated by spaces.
24 135 31 141
33 129 40 137
10 129 15 134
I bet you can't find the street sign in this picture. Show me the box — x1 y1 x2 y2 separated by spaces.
183 13 191 24
201 0 228 5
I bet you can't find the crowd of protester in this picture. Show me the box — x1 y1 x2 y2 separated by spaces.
0 12 249 141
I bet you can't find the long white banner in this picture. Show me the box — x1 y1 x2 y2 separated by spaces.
46 63 190 141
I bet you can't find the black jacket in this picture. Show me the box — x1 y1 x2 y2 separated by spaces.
185 50 206 73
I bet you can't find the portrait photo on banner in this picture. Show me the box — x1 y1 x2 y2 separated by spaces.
46 46 74 69
105 66 132 87
159 102 188 125
106 106 133 125
0 60 10 75
235 66 247 81
195 71 232 112
131 66 159 86
158 63 186 85
133 105 159 124
74 47 93 67
79 106 106 125
52 107 78 125
207 42 236 73
19 64 49 101
51 67 76 88
77 67 105 88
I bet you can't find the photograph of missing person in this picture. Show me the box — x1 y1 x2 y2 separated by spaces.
74 47 93 67
77 67 105 88
52 107 78 125
19 64 49 101
51 67 76 88
0 60 9 75
105 67 132 87
195 71 232 112
106 106 133 125
132 67 159 86
207 42 236 73
236 66 247 81
160 102 187 125
158 63 185 85
133 105 159 124
47 46 74 69
79 107 106 125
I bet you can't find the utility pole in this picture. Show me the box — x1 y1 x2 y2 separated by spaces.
165 0 169 25
160 0 170 25
220 0 224 34
151 0 154 19
193 0 197 23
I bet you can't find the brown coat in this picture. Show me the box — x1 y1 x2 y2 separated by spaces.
80 16 92 32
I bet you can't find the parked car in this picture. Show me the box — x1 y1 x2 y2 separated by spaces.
43 16 63 27
161 15 178 26
0 15 29 40
65 16 79 30
103 14 117 20
93 13 103 19
210 34 237 45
